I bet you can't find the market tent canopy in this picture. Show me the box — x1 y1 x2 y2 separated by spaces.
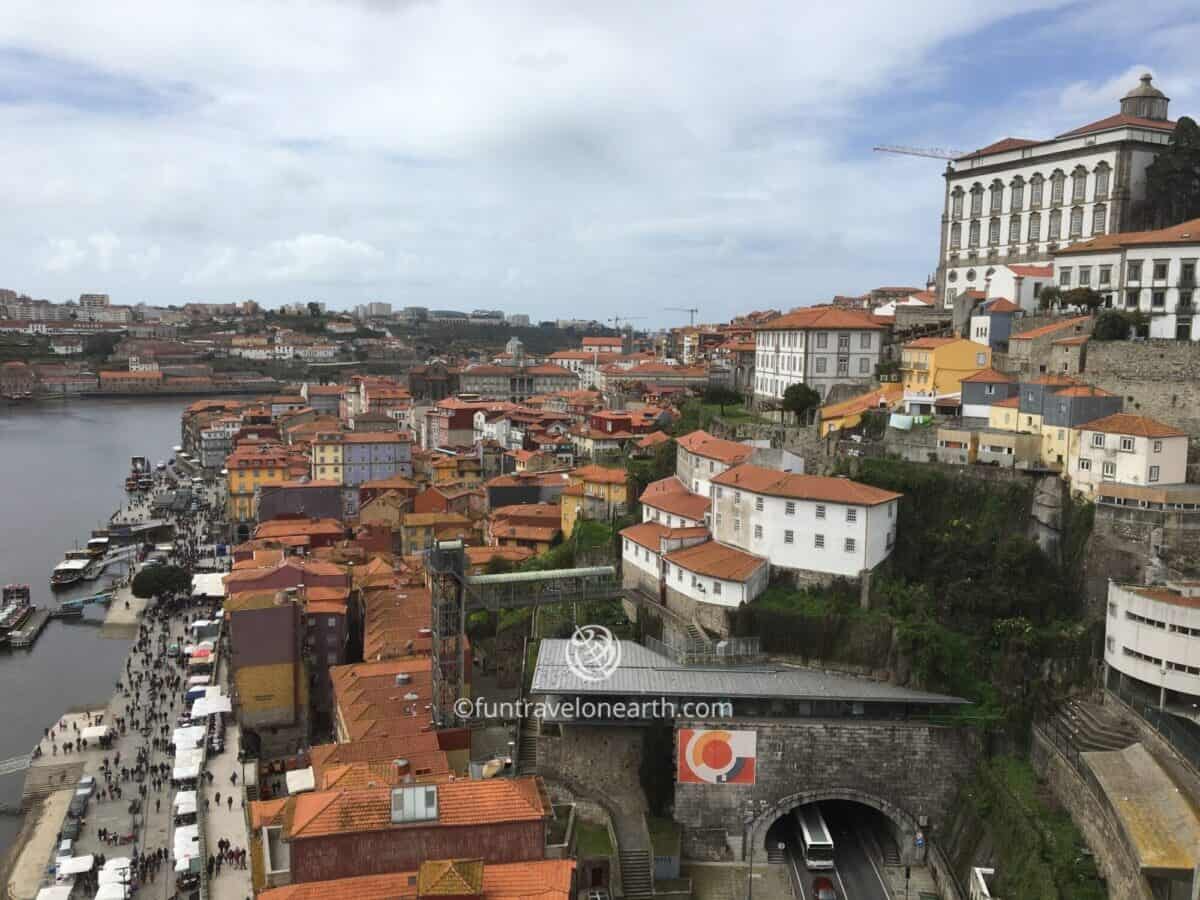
37 887 73 900
191 573 226 598
80 726 111 742
56 856 94 875
94 885 127 900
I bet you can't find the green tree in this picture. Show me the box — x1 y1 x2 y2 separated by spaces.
1059 287 1103 313
307 301 322 317
1036 286 1062 311
1092 310 1132 341
781 383 821 425
702 386 743 414
1142 116 1200 228
131 564 191 599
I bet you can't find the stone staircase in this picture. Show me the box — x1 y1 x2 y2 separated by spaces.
1058 699 1138 752
619 848 654 900
766 844 787 865
516 716 540 776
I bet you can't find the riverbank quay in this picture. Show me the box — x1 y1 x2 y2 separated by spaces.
6 589 225 900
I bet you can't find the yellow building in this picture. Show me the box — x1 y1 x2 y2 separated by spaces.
987 397 1022 432
225 444 296 524
310 431 346 482
819 384 903 438
560 464 629 537
901 338 991 413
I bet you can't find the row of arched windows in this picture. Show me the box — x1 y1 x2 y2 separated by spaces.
951 163 1111 219
949 204 1107 249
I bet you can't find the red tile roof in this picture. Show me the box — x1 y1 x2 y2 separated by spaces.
903 337 959 350
635 431 672 449
983 298 1021 314
1056 216 1200 254
960 369 1016 384
639 476 711 520
663 540 766 582
1057 113 1175 139
676 430 754 465
955 137 1040 160
754 307 886 331
992 396 1020 408
620 521 709 552
285 776 549 838
1052 335 1091 347
712 463 903 506
1078 413 1185 438
1008 264 1053 278
258 858 575 900
1054 385 1112 398
571 464 627 485
1009 317 1090 340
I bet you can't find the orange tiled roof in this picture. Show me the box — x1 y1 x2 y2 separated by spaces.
309 733 443 772
1008 264 1053 278
571 464 627 485
676 430 754 465
638 476 711 521
1077 413 1185 438
1052 335 1090 346
960 369 1017 384
662 540 766 582
955 137 1040 160
635 431 672 449
1053 385 1112 398
1057 112 1175 139
257 859 575 900
620 521 709 552
819 384 903 420
755 306 886 332
712 463 903 506
992 396 1020 409
903 336 959 350
285 776 549 839
1010 317 1090 340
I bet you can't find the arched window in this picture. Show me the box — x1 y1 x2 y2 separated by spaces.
1051 170 1066 204
990 179 1004 214
970 184 984 217
1009 214 1022 244
988 218 1001 245
1092 204 1107 235
1048 208 1062 240
950 222 962 249
1071 166 1088 203
1069 206 1084 237
1030 174 1044 208
968 220 981 248
1028 212 1041 242
1010 177 1025 211
1094 163 1111 199
951 187 964 219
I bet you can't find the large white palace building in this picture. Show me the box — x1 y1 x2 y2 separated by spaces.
936 74 1176 308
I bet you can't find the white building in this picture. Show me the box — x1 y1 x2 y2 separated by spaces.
1053 217 1200 339
128 355 160 373
753 307 885 404
661 540 770 609
1105 580 1200 709
675 430 754 498
639 475 711 528
1068 413 1187 497
709 464 901 578
938 74 1178 308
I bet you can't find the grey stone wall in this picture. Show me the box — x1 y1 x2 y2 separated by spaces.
1082 340 1200 436
664 584 734 639
1029 727 1155 900
1093 504 1200 580
673 717 977 862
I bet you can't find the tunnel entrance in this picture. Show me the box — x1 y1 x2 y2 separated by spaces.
762 800 906 900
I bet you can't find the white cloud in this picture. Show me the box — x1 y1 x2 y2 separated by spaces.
1 1 1197 319
257 233 385 283
88 230 121 271
40 238 86 272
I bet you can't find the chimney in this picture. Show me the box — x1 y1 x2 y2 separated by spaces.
393 758 410 777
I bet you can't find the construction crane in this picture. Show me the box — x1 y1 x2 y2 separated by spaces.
873 145 965 161
664 306 699 326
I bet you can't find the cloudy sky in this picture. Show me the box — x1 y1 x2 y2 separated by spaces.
1 1 1198 325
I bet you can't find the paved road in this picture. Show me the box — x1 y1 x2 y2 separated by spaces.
784 807 889 900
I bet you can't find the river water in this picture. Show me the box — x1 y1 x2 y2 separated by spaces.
0 397 193 856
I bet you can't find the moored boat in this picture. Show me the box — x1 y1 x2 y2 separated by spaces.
0 585 34 634
50 552 98 589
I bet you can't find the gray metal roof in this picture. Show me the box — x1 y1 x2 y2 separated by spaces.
531 639 968 705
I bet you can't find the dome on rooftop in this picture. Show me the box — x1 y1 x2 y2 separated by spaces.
1120 73 1170 120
